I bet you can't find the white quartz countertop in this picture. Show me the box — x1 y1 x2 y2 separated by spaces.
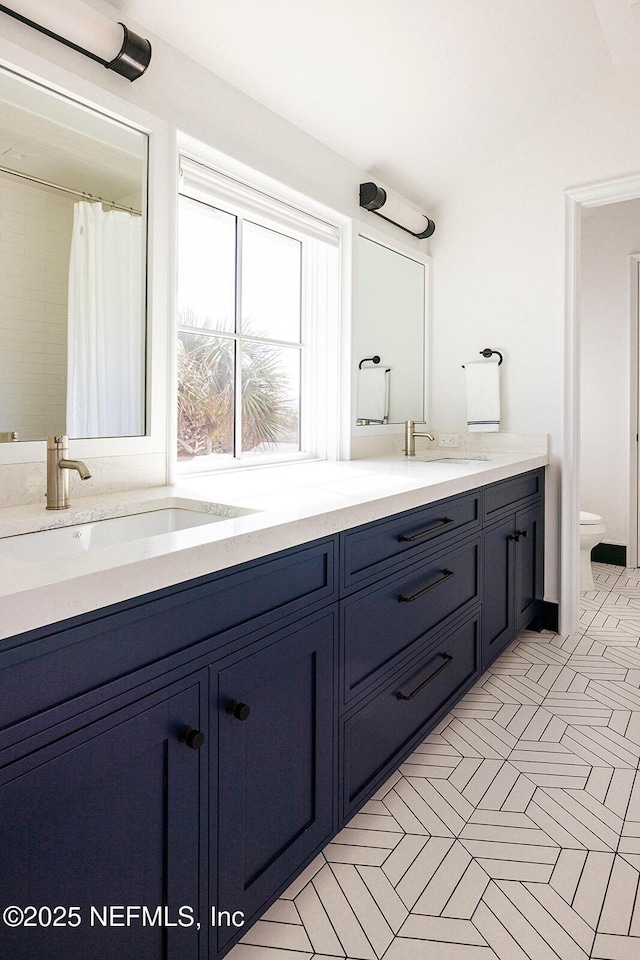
0 450 548 642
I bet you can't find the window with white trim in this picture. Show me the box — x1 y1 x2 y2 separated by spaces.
177 159 340 470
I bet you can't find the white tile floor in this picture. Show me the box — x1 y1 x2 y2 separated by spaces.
228 562 640 960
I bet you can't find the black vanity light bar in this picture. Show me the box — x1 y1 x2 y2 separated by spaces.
359 181 435 240
0 3 152 81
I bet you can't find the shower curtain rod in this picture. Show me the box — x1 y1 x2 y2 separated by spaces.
0 163 142 215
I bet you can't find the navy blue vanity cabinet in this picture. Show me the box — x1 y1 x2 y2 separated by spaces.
0 473 548 958
338 503 484 823
0 673 207 960
482 470 544 667
215 610 336 955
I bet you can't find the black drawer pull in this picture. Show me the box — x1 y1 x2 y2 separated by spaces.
398 568 454 603
398 518 454 542
508 529 529 542
396 653 454 701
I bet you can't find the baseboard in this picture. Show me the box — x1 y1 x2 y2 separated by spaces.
540 601 559 633
592 542 627 567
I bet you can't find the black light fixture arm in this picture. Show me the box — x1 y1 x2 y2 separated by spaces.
0 5 151 81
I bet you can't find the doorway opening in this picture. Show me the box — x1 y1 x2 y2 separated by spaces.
563 176 640 635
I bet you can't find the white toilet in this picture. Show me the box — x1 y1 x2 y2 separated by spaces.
579 511 606 592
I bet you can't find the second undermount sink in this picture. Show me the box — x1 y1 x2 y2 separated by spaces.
0 503 250 563
412 455 493 464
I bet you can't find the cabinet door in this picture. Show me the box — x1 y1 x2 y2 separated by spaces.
482 514 516 667
515 502 544 633
0 678 206 960
216 612 335 952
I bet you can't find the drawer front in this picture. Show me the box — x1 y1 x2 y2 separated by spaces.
341 536 480 708
483 469 543 523
0 538 337 737
341 491 481 592
342 612 481 816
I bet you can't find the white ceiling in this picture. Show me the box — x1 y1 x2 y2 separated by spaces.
111 0 627 209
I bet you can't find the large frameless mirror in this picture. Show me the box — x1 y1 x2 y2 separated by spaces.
0 66 148 442
353 233 427 426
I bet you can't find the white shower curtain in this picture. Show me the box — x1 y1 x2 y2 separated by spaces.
67 201 144 437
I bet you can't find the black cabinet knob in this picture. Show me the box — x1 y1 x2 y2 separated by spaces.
226 699 251 721
179 725 205 750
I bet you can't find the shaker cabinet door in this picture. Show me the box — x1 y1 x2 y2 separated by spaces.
216 611 335 953
0 678 206 960
482 501 544 667
514 502 544 633
482 514 517 665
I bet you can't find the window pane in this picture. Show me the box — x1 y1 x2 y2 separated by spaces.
241 343 300 456
177 331 235 459
242 221 301 343
178 197 236 333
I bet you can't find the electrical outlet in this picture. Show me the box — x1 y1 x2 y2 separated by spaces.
438 434 459 447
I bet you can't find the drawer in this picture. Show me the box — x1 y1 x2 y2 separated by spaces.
341 536 480 707
342 611 481 816
483 469 543 523
0 538 337 737
341 490 481 592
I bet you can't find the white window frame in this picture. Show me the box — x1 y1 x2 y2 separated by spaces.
176 152 344 475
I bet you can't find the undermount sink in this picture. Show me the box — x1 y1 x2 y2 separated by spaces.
413 455 493 464
0 504 247 563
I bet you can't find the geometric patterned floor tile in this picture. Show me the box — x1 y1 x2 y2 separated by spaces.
592 933 640 959
228 948 314 960
229 567 640 960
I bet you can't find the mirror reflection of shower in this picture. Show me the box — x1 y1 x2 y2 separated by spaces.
0 66 147 441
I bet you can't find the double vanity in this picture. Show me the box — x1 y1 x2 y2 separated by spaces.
0 449 546 960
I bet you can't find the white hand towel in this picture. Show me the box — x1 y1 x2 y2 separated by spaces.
464 360 500 432
357 367 389 423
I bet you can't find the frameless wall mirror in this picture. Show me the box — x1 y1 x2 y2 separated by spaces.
0 66 148 442
353 233 427 426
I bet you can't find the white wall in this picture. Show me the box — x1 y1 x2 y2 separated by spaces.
429 74 640 603
579 199 640 547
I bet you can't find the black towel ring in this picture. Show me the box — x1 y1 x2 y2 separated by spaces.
480 348 503 365
359 355 381 369
461 348 504 369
